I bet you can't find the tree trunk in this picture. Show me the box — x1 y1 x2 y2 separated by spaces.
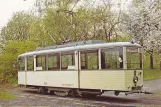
150 54 154 69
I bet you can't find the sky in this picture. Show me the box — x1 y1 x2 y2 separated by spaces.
0 0 129 30
0 0 36 29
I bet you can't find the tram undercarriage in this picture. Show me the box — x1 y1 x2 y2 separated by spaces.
23 85 152 98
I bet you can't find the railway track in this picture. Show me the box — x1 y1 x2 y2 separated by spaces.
4 87 161 106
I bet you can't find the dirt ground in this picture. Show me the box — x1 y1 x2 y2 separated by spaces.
0 79 161 106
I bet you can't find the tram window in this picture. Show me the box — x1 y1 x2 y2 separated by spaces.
81 50 98 70
102 47 123 69
81 54 86 67
36 55 46 71
61 52 75 70
27 56 34 71
127 47 142 69
18 57 25 71
48 54 60 70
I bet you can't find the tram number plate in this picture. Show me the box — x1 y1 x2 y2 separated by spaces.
62 84 73 86
127 48 138 53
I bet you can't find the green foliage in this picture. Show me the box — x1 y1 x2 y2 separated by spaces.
29 17 54 46
43 8 71 44
117 36 131 42
1 11 36 41
0 40 37 83
0 90 15 100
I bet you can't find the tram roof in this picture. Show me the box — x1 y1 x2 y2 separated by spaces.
18 42 142 57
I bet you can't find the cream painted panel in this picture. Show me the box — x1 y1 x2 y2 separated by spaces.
18 72 26 84
80 70 126 90
137 70 143 86
102 71 126 90
47 71 78 88
26 71 46 86
125 70 143 89
26 71 78 88
125 71 134 90
80 71 103 89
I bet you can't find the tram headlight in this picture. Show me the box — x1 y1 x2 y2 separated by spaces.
134 79 138 83
133 76 138 83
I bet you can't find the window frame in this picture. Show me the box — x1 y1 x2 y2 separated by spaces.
101 47 123 70
80 50 99 70
36 54 47 71
18 57 25 71
61 51 75 70
27 55 34 71
126 47 143 70
47 53 60 71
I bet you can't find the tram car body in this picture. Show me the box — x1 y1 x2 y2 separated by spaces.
18 40 143 96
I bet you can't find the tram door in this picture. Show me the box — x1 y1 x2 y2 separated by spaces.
79 50 102 89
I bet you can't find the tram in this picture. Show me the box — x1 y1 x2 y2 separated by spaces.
18 40 144 97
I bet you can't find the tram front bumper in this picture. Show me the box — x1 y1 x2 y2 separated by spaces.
132 86 143 90
125 90 153 96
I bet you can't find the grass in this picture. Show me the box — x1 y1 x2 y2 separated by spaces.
152 92 161 98
143 68 161 81
143 53 161 81
0 90 15 100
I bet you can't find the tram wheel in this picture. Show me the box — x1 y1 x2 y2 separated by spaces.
37 87 48 94
69 89 76 97
114 91 120 96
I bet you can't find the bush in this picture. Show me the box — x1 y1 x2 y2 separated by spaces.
0 40 37 83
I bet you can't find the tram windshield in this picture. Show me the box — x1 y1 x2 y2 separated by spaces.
126 47 142 69
101 47 123 69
